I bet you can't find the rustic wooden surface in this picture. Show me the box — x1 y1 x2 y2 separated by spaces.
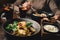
0 25 5 40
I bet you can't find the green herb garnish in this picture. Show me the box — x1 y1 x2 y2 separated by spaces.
26 22 33 28
6 21 18 31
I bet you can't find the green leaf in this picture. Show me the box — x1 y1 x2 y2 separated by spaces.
6 21 18 31
6 24 12 30
12 24 17 31
26 22 33 28
12 28 17 31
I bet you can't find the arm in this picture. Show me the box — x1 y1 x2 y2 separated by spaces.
14 0 23 5
27 0 46 14
49 0 60 15
49 0 60 19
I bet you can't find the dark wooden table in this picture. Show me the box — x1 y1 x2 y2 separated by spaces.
0 25 5 40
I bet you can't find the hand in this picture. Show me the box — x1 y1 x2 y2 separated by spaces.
4 6 10 11
21 1 31 10
53 15 59 20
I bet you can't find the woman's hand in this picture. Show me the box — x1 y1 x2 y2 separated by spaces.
4 6 10 11
21 1 31 11
53 15 59 20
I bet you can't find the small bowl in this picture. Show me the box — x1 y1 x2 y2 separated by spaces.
43 22 59 34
